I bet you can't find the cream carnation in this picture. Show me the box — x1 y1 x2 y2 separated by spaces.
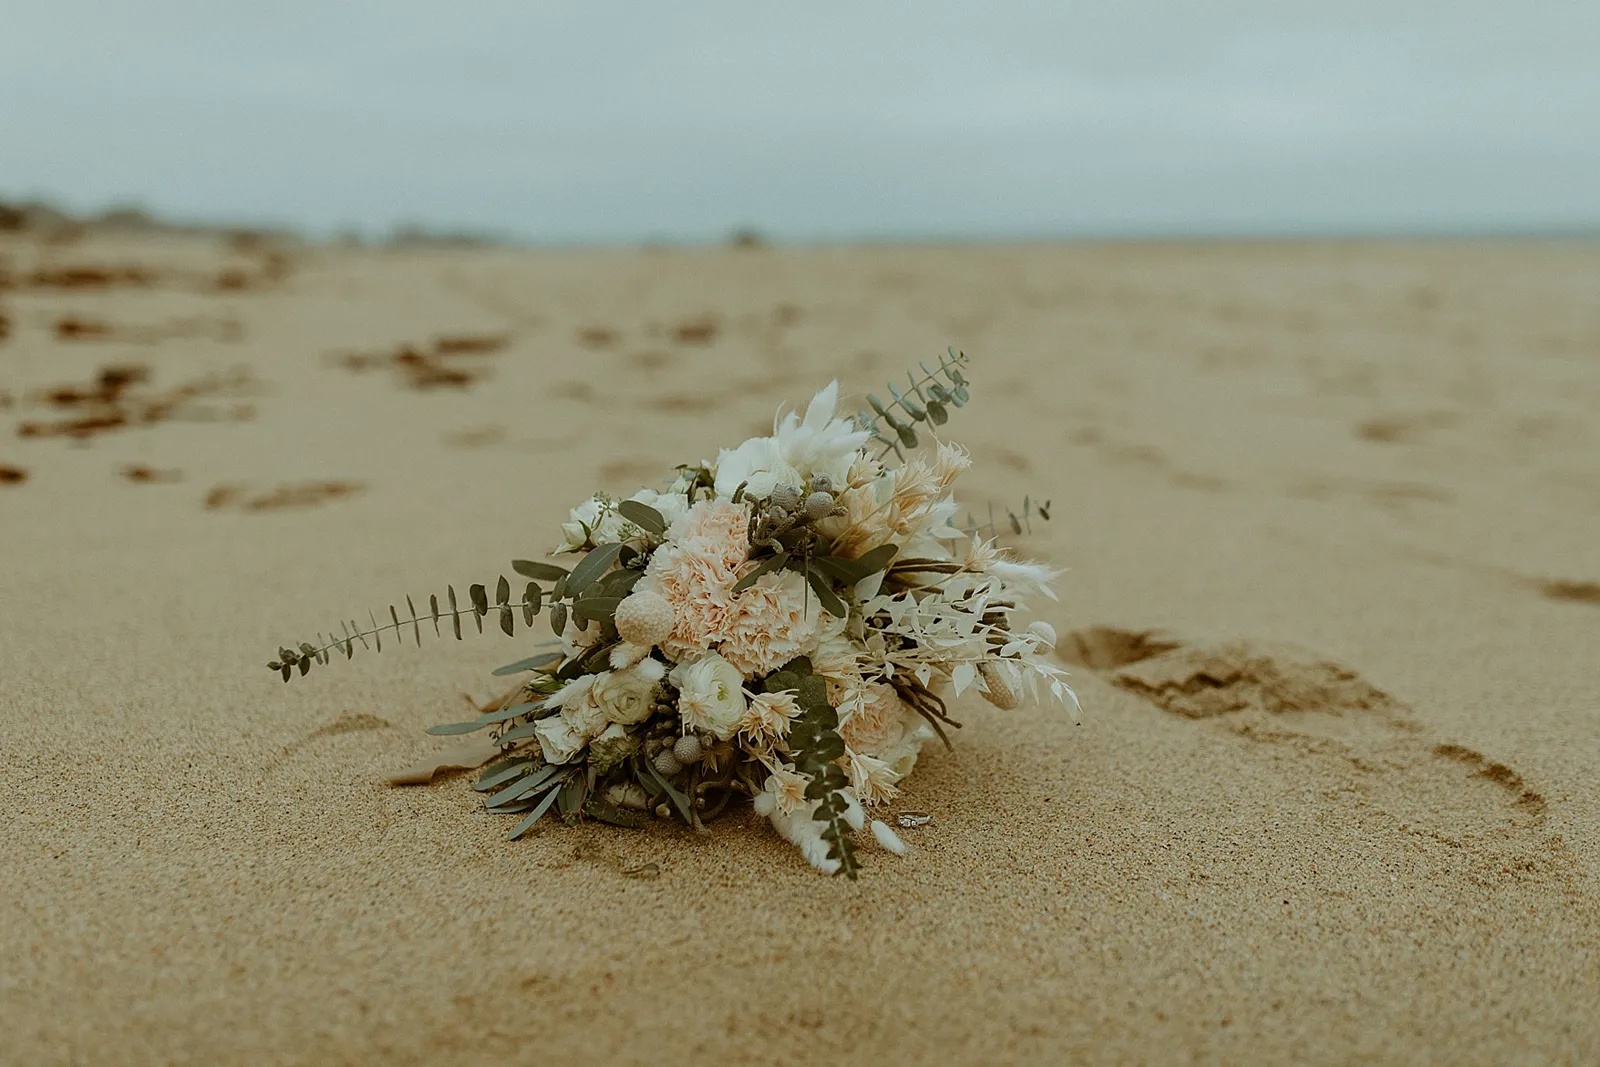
718 569 823 676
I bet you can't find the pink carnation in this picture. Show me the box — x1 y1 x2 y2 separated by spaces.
642 499 751 661
719 570 822 676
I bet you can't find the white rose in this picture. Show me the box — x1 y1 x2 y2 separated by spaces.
556 496 610 552
534 715 588 764
712 436 801 500
591 665 658 726
671 652 748 740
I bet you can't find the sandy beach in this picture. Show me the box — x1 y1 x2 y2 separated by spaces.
3 228 1597 1065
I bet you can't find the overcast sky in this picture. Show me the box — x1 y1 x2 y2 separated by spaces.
3 2 1598 241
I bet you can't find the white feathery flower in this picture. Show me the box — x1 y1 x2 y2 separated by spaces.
760 763 811 816
740 690 800 746
933 441 972 487
608 641 651 669
712 435 799 500
771 380 871 485
985 557 1060 601
870 819 908 855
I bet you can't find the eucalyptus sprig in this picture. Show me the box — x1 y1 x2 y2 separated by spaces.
764 657 860 879
965 495 1051 540
855 347 971 460
266 505 669 681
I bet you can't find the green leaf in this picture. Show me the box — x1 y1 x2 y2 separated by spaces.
566 542 624 597
448 586 462 639
486 763 565 808
616 499 667 534
474 760 536 791
477 701 542 724
572 596 623 626
850 544 898 579
732 551 789 593
498 720 546 742
513 559 569 581
804 563 847 617
550 602 567 636
426 720 488 736
491 652 564 676
499 606 515 636
507 781 567 840
584 797 645 828
495 575 511 606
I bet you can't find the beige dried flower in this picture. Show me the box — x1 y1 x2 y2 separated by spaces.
977 660 1022 710
615 590 675 647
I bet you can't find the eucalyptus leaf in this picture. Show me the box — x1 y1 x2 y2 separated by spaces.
474 760 536 791
513 559 569 582
642 757 695 825
426 719 489 736
616 499 667 534
491 652 564 676
507 781 567 840
732 551 789 593
566 542 624 597
804 564 847 618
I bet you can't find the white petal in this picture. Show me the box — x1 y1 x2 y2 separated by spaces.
871 820 908 856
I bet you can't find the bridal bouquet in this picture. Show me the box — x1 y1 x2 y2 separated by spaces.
267 352 1075 877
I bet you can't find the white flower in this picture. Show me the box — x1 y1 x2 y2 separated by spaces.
555 489 691 552
740 690 800 746
555 495 620 552
533 715 588 764
591 666 658 725
847 750 901 806
671 652 748 740
771 380 871 487
712 435 800 500
711 381 870 499
758 762 810 816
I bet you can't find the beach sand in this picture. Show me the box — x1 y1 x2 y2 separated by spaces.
2 230 1597 1065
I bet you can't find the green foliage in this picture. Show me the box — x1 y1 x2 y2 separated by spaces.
965 495 1051 541
266 572 556 682
856 348 971 461
764 657 860 879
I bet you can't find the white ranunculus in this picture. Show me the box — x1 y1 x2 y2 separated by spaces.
712 436 800 500
591 665 658 725
533 715 588 764
670 652 748 740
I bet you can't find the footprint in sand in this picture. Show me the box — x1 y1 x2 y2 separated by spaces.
1060 627 1564 883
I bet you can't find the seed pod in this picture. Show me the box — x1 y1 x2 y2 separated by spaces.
653 750 684 776
673 734 705 763
977 660 1022 710
809 473 833 493
804 491 835 521
769 484 802 511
